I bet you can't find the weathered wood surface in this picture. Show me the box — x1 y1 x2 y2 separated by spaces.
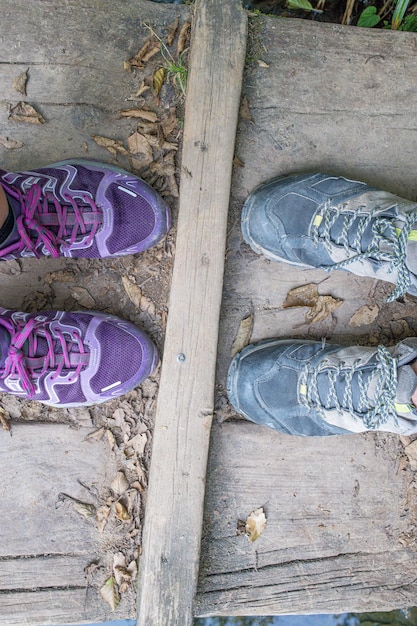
1 0 189 171
0 424 119 625
136 1 247 624
196 18 417 616
0 2 188 624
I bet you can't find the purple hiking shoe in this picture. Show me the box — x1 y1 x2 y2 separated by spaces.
0 307 158 407
0 159 171 259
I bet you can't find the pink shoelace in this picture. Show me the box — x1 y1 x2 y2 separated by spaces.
0 316 89 397
1 183 102 258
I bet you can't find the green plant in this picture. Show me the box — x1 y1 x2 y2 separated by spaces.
143 23 188 97
357 0 417 30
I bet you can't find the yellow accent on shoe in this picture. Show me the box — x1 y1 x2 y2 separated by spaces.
313 215 323 227
299 383 307 395
395 227 417 241
394 402 413 414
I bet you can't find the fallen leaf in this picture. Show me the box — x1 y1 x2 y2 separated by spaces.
111 471 129 496
257 59 270 68
96 505 111 533
12 69 28 95
231 314 254 357
125 37 152 71
107 429 116 451
282 283 319 308
140 294 156 315
245 507 267 542
115 500 131 522
142 42 161 64
160 110 178 138
9 102 45 124
127 132 153 166
233 155 245 168
117 108 158 122
100 576 120 610
71 286 95 309
349 304 379 327
152 67 165 96
73 501 96 519
122 276 142 307
306 295 342 324
128 432 148 455
177 21 191 55
134 80 150 98
166 17 179 46
44 269 75 284
0 406 11 431
85 427 105 443
239 96 253 122
0 136 24 150
113 553 138 594
405 440 417 470
92 135 128 158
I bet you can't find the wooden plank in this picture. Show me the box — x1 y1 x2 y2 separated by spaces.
0 423 123 625
0 0 189 171
197 17 417 615
136 1 247 624
196 422 417 615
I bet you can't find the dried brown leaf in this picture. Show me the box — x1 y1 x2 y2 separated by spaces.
349 304 379 327
257 59 270 68
0 136 24 150
129 432 148 455
71 286 95 309
96 505 111 533
166 17 179 46
13 69 28 95
9 102 45 125
122 276 142 307
92 135 128 157
283 283 319 308
142 42 161 64
73 501 96 519
306 295 342 324
115 500 131 522
152 67 165 96
231 314 254 357
167 174 179 198
85 427 105 443
140 294 156 316
0 406 11 431
160 111 178 138
111 471 129 496
113 553 138 594
134 80 151 98
233 155 245 168
107 429 116 451
100 576 120 610
117 108 158 122
127 134 153 167
126 37 152 70
239 96 253 122
177 21 191 55
245 507 266 542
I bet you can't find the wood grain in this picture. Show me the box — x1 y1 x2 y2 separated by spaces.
136 1 247 624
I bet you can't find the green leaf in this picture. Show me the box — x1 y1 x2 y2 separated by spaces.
399 14 417 31
286 0 314 11
357 6 381 27
392 0 411 29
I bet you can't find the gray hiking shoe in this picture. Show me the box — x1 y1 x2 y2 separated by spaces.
227 337 417 436
242 173 417 301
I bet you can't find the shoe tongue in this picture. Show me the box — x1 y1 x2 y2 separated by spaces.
0 326 11 368
395 364 417 405
1 187 21 247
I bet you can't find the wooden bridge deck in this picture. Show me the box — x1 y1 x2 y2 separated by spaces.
1 1 417 625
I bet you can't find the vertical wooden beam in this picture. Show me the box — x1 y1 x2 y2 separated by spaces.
136 1 247 624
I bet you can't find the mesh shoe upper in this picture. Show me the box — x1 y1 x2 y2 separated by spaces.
0 159 171 260
227 337 417 437
242 173 417 301
0 307 158 407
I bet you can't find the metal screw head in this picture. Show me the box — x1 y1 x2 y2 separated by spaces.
177 353 186 363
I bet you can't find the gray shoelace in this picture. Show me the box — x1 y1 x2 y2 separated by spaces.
301 345 398 429
312 203 417 302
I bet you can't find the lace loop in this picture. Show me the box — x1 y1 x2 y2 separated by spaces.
0 316 88 397
313 202 417 302
300 345 398 429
